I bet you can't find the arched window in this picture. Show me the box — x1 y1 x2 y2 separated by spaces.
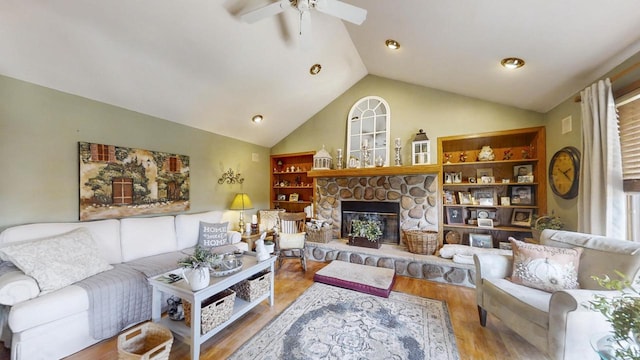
347 96 390 167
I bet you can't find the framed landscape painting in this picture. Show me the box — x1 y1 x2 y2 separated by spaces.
79 142 190 221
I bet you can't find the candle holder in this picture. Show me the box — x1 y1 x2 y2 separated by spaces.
361 143 371 168
336 149 343 169
394 145 402 166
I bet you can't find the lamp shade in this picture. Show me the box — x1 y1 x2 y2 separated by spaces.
230 193 253 210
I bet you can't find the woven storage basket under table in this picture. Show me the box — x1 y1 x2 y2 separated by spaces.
183 289 236 335
403 230 439 255
231 270 271 302
117 322 173 360
307 228 333 243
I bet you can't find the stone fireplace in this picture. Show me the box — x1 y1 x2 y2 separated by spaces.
308 171 475 287
315 174 439 245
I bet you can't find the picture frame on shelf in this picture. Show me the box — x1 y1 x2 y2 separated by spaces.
513 165 533 178
452 172 463 183
289 193 299 202
477 218 494 228
480 176 495 184
444 172 453 184
476 168 493 179
517 175 534 183
469 233 493 248
277 194 286 201
511 186 533 205
471 188 496 206
511 208 534 227
500 196 511 206
444 190 457 205
446 207 464 224
457 191 473 205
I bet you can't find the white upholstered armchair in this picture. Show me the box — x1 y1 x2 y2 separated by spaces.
474 229 640 360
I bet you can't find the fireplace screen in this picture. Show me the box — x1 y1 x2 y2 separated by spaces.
341 201 400 244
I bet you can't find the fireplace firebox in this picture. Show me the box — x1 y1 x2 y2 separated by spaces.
341 201 400 244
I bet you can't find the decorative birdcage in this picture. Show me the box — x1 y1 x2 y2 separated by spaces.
313 145 332 170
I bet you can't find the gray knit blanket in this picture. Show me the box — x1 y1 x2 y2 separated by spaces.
76 251 188 340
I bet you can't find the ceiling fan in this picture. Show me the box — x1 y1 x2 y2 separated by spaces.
240 0 367 44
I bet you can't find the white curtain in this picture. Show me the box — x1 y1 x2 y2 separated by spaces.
578 78 626 238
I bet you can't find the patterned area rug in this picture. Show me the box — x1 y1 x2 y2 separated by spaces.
229 282 460 360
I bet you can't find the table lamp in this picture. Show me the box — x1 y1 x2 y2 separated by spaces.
230 193 253 232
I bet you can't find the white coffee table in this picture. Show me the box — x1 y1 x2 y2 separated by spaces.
149 253 276 360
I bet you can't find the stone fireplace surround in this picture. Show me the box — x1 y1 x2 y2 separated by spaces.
308 171 476 287
315 174 439 241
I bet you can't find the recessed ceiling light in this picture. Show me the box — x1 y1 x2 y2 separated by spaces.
501 57 525 70
251 114 263 123
309 64 322 75
385 39 400 50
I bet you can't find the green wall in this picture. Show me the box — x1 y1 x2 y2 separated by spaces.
543 100 582 230
272 75 546 158
0 75 270 231
3 50 639 233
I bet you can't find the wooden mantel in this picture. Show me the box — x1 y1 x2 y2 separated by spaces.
307 164 441 178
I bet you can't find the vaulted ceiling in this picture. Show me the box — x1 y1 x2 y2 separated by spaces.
1 1 639 147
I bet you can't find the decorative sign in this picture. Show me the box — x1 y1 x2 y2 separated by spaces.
79 142 190 221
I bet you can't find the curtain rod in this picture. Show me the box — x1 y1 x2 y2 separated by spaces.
573 61 640 103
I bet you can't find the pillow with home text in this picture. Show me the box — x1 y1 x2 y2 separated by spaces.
198 221 229 249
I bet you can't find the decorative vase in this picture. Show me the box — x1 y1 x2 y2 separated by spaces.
182 267 210 291
348 236 382 249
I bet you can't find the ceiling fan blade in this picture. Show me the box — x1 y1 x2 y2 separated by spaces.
240 0 291 24
313 0 367 25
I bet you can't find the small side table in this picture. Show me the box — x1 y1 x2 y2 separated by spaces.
241 233 261 251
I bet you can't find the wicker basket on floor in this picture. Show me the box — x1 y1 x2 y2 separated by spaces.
117 322 173 360
403 230 439 255
183 289 236 335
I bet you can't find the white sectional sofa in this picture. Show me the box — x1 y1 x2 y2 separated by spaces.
0 211 245 360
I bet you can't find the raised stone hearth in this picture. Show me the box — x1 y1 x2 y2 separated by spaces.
306 240 475 288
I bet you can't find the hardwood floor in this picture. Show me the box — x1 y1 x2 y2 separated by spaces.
2 260 549 359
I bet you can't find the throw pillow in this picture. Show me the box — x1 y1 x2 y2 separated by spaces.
509 237 582 292
0 227 113 293
279 232 305 250
198 221 230 248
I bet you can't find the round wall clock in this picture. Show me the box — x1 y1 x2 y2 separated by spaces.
548 146 581 199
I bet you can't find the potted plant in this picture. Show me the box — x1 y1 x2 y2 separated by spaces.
531 214 563 241
348 219 383 249
178 245 214 291
587 272 640 359
263 239 275 254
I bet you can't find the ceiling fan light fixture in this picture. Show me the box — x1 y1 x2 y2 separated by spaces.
385 39 400 50
251 114 264 123
501 57 525 70
309 64 322 75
